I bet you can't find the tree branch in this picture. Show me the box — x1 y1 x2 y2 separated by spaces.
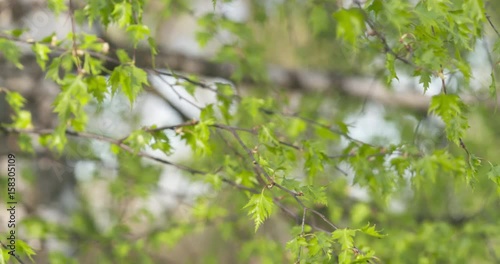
0 125 259 194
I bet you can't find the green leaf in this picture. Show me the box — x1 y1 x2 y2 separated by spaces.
303 142 327 179
286 236 308 261
47 0 67 14
16 239 36 262
85 76 108 103
147 36 158 56
18 133 34 153
4 28 26 38
489 73 496 98
216 82 235 122
12 110 32 129
0 248 5 264
45 124 68 152
53 75 90 121
112 2 132 28
110 144 121 155
385 53 398 84
127 24 150 48
196 31 213 47
332 228 356 263
109 65 148 104
116 49 132 63
83 53 104 75
428 94 468 145
152 227 191 248
180 120 213 156
32 43 51 71
336 121 349 134
0 39 23 69
367 0 383 14
240 97 265 119
258 125 279 146
307 232 333 258
5 91 26 111
417 70 432 92
204 173 222 190
150 130 171 154
124 129 153 153
244 190 274 232
333 8 366 46
287 118 306 138
360 223 386 238
50 74 90 132
463 0 485 22
487 165 500 194
46 57 62 83
310 6 329 36
200 104 216 123
332 228 356 250
301 185 328 206
454 58 471 83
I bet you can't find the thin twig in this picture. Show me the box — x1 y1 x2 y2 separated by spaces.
68 0 82 73
297 207 307 263
486 14 500 38
225 126 302 196
294 196 338 230
359 7 413 67
0 126 260 194
152 69 203 110
440 74 474 168
0 241 26 264
145 120 199 132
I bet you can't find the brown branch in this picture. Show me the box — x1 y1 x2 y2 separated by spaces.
0 125 260 194
1 124 347 239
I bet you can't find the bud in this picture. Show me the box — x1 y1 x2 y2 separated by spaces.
102 42 109 54
51 35 57 46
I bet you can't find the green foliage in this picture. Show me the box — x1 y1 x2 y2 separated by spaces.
429 94 468 145
333 8 366 47
53 74 90 130
126 24 151 48
16 240 36 262
112 2 133 28
32 43 50 70
244 190 274 232
47 0 67 15
309 5 330 36
109 64 149 104
487 164 500 193
332 228 356 262
0 38 23 69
